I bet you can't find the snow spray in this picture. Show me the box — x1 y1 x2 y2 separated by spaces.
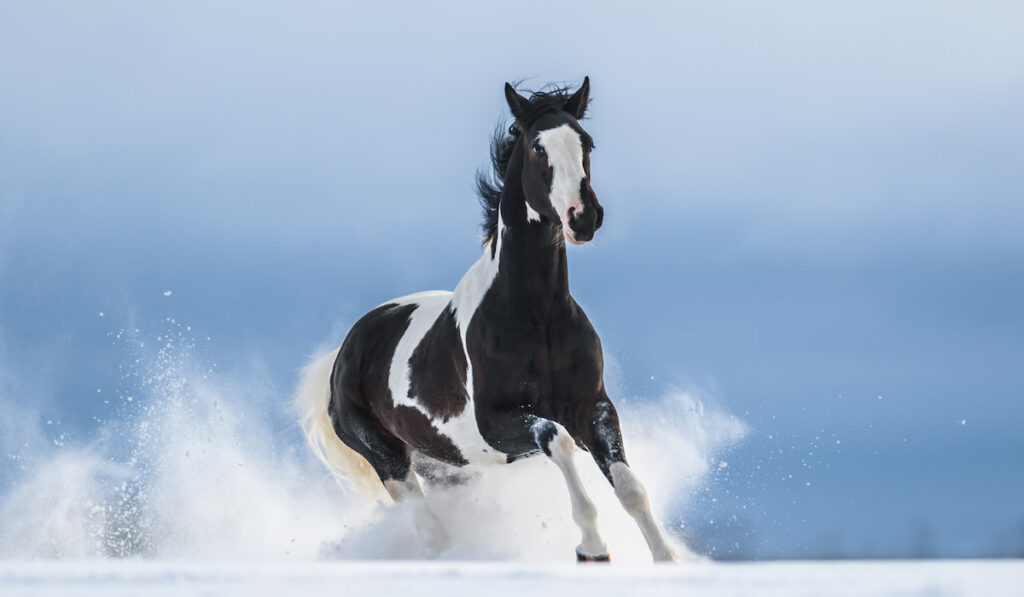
0 320 744 561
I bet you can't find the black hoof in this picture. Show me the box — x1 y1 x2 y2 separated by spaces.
576 551 611 563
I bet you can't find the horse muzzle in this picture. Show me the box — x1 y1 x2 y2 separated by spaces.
565 182 603 245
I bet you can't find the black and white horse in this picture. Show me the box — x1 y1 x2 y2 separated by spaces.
297 78 677 562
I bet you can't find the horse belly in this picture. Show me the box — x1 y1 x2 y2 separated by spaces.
429 406 506 466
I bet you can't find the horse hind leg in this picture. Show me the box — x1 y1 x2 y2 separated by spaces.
382 469 427 502
330 400 413 498
332 403 433 504
331 402 451 551
532 419 610 562
411 451 477 490
330 403 452 503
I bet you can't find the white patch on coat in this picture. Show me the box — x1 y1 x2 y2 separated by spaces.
609 461 678 562
536 124 586 229
451 213 503 339
386 292 451 412
525 203 542 222
436 405 502 464
445 213 507 464
375 290 451 310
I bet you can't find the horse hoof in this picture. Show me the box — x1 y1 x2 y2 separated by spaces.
576 551 611 563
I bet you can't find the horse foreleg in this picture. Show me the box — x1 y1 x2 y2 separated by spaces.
585 400 678 562
531 419 609 561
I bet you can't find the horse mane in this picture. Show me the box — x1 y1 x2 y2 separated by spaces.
476 84 583 246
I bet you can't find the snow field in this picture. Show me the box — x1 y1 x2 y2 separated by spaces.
1 560 1021 597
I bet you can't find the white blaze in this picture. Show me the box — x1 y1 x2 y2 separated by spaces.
535 124 586 230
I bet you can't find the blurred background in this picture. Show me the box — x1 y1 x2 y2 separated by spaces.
1 1 1022 559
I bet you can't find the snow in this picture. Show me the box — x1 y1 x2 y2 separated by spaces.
0 321 748 563
4 323 1020 596
0 560 1020 597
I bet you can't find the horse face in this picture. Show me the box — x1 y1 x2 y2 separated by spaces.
506 79 604 245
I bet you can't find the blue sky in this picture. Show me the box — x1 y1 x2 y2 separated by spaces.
1 1 1023 558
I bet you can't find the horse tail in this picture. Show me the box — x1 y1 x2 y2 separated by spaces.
295 348 389 501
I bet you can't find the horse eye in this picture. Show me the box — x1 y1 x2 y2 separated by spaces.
533 143 546 155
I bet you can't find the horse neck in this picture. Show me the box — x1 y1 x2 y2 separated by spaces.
493 158 571 312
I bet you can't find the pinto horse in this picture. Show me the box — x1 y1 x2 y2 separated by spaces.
297 78 677 562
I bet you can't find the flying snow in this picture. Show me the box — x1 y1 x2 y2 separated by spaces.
0 320 745 562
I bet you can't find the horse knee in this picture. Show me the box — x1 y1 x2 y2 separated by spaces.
533 420 575 464
609 462 651 516
550 429 577 463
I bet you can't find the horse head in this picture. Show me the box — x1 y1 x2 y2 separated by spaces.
504 77 604 245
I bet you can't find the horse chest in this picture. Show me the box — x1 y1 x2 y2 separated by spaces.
466 307 602 419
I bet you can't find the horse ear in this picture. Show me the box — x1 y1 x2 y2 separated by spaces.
564 76 590 119
505 82 529 122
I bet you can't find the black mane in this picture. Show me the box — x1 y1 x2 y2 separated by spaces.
476 84 581 246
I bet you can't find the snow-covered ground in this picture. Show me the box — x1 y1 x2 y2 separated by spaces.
1 560 1021 597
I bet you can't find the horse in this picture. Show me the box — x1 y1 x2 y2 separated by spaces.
296 77 678 562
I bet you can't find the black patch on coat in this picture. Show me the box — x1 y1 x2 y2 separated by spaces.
407 306 469 422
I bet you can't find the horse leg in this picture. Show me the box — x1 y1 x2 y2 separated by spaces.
331 401 414 496
584 399 678 562
530 418 609 562
332 403 450 552
381 468 426 502
332 401 431 506
411 451 477 490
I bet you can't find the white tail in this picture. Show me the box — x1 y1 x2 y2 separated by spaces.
295 348 390 502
